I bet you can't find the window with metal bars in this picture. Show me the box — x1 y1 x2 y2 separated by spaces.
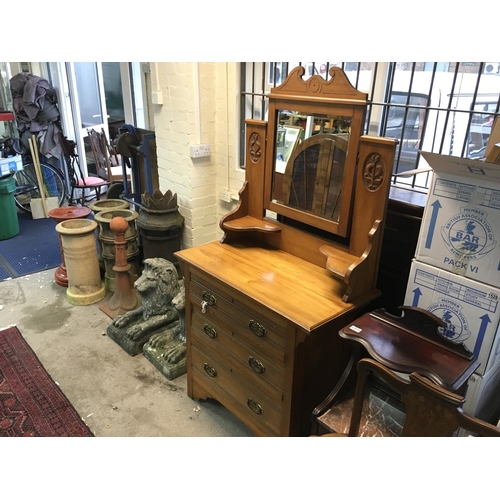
240 62 500 192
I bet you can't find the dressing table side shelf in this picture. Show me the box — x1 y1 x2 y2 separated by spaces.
220 119 281 243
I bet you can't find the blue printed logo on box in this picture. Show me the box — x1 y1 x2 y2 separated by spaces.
428 298 471 343
440 207 496 261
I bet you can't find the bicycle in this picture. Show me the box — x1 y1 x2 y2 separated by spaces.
0 137 67 213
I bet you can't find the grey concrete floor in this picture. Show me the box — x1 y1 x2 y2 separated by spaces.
0 268 253 437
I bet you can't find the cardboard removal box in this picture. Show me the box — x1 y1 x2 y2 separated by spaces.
458 359 500 435
404 259 500 376
462 360 500 421
416 151 500 288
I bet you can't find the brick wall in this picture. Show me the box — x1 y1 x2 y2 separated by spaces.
151 62 245 249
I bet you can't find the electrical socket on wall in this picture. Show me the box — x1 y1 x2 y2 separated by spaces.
189 144 211 158
219 189 232 203
151 90 163 105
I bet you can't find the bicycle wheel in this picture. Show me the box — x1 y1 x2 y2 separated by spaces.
13 160 67 213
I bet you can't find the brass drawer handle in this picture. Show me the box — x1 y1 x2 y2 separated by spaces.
203 324 217 339
203 363 217 378
247 397 263 415
248 356 265 374
249 319 266 337
202 291 217 306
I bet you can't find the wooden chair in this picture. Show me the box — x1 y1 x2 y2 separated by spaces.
319 358 500 437
87 128 131 187
59 132 110 206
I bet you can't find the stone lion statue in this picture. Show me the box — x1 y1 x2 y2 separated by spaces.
145 278 186 366
107 258 183 358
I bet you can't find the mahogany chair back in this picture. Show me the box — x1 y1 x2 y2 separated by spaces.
348 358 500 437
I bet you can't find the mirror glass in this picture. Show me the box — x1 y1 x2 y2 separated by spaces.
272 110 351 223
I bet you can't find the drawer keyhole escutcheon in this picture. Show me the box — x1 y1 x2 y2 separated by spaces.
203 363 217 378
249 319 266 337
200 292 216 313
248 356 265 374
247 397 264 415
203 324 217 338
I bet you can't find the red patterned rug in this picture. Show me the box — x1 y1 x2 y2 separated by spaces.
0 326 93 437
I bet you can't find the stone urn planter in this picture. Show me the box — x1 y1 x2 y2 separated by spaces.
137 189 184 266
89 198 130 214
55 218 106 306
94 208 140 292
48 206 91 287
89 199 131 272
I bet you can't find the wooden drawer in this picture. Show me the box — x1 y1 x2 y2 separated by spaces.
190 272 287 331
190 296 286 367
191 312 284 405
189 275 287 353
191 343 282 435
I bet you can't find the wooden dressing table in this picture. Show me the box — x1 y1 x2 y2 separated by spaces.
175 66 397 436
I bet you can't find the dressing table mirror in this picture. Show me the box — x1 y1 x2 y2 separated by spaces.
273 114 349 224
267 96 362 237
175 66 397 436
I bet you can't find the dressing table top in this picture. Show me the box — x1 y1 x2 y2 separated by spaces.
176 241 377 332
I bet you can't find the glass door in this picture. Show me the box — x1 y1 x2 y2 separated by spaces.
66 62 109 177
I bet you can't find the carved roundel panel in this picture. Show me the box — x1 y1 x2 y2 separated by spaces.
363 152 385 192
248 132 262 163
307 79 323 93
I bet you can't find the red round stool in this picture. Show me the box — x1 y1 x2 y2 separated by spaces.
48 206 92 287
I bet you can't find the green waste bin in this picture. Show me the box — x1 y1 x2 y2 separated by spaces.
0 175 19 240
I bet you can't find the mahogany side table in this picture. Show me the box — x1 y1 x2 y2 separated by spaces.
311 306 480 435
339 306 480 392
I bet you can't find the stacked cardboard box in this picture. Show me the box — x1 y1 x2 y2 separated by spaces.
0 154 23 177
403 147 500 425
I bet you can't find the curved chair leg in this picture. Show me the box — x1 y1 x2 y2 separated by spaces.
310 343 361 435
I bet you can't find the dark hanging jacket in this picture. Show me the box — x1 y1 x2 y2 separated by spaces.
10 72 63 158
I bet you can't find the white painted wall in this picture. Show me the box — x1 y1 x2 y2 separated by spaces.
151 62 245 249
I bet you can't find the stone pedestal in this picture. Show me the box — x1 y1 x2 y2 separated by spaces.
55 218 106 305
48 206 91 287
100 216 141 320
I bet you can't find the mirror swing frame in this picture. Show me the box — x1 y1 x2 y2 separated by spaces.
220 66 397 303
264 65 368 237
